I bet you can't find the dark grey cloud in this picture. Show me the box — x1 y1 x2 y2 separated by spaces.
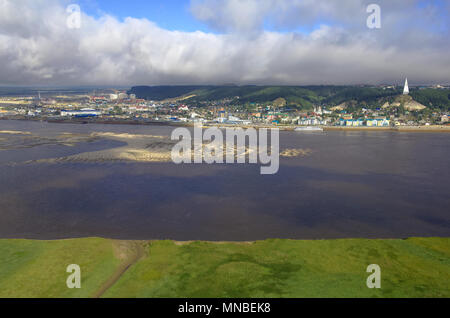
0 0 449 86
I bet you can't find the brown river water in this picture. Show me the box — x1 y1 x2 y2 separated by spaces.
0 120 449 240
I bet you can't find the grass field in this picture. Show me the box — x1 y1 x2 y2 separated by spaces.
0 238 449 298
0 238 120 298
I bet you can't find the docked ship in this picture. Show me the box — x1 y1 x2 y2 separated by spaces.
295 126 324 132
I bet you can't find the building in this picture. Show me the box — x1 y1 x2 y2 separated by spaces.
118 93 128 100
61 108 102 117
367 117 390 127
341 118 364 126
342 114 353 120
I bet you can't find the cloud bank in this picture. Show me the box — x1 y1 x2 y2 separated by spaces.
0 0 449 86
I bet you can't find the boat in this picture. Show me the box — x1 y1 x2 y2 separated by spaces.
295 126 324 132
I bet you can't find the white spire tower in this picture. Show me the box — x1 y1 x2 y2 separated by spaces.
403 78 409 95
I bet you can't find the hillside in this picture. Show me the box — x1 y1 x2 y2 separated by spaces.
386 95 427 111
128 85 450 111
411 89 450 110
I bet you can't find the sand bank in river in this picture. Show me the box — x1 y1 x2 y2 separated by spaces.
280 148 314 158
18 131 310 164
0 131 98 150
0 130 32 135
1 130 311 164
29 132 176 163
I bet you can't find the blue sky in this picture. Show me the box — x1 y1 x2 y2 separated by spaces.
76 0 208 32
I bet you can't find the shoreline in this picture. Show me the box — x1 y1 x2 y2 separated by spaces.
0 117 450 133
2 235 447 243
2 117 450 132
323 126 450 132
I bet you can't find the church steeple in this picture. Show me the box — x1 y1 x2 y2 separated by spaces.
403 78 409 95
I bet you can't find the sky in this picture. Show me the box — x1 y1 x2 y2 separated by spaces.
77 0 207 32
0 0 449 86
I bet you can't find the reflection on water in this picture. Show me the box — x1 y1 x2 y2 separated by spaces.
0 120 449 240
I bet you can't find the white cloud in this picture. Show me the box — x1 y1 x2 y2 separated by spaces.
0 0 448 86
190 0 276 33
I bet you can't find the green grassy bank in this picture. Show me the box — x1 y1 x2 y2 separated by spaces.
0 238 449 298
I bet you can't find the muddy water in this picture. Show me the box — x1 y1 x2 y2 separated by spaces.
0 120 449 240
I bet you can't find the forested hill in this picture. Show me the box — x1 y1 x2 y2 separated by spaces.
128 85 450 111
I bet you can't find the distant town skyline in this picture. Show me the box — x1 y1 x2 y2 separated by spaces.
0 0 449 86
